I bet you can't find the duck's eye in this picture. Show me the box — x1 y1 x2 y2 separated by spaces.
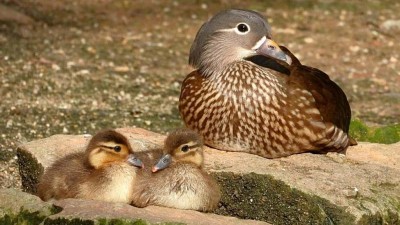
237 23 249 33
113 146 121 152
181 145 190 152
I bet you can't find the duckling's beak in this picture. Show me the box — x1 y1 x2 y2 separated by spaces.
127 154 144 168
152 154 172 173
253 36 292 65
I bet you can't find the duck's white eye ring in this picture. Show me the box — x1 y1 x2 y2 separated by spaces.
236 23 250 34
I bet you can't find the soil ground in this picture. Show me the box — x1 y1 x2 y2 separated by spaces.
0 0 399 189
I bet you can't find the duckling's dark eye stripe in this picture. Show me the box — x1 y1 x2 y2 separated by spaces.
188 144 201 149
99 145 117 150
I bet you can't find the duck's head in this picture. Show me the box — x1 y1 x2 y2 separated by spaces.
152 129 204 173
86 129 144 169
189 9 292 77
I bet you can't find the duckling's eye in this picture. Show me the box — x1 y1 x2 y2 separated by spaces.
181 145 189 152
113 146 121 152
237 23 249 33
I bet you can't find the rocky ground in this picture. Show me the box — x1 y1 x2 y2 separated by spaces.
14 128 400 224
0 0 399 190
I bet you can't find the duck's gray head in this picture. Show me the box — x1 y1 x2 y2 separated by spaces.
189 9 292 77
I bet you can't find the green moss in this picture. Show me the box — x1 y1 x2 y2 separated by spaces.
212 172 355 225
349 119 370 141
0 209 48 225
370 125 400 144
0 211 186 225
97 218 185 225
98 218 144 225
16 149 44 194
349 119 400 144
44 218 95 225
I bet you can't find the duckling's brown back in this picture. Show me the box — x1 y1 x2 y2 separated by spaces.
37 152 88 201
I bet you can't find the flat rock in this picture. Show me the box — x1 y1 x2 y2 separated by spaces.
17 127 400 225
51 198 268 225
0 188 268 225
380 19 400 32
0 188 54 218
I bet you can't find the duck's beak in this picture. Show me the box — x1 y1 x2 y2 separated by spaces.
127 154 144 168
253 36 292 65
152 154 172 173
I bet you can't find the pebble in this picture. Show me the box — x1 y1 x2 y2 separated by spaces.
52 64 61 71
342 187 359 198
303 37 314 44
114 66 130 72
380 20 400 31
349 46 360 53
6 120 13 128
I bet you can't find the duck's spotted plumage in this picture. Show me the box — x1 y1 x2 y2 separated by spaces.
179 9 355 158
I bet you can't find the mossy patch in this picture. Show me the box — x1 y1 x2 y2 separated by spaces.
97 218 185 225
349 119 400 144
16 148 44 194
0 209 186 225
212 172 400 224
212 172 355 225
0 209 48 225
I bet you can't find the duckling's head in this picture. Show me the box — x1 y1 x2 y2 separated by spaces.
152 129 204 172
86 129 143 169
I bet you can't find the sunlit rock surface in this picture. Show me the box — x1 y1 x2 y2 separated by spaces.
16 128 400 225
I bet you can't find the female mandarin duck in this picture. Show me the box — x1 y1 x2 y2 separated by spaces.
37 129 144 203
179 9 356 158
131 128 221 212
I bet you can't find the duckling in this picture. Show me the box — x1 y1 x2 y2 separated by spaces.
131 128 221 212
37 129 144 203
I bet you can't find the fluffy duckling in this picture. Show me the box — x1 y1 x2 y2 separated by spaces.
37 129 143 203
131 128 221 212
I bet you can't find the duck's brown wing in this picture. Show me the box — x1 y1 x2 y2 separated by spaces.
280 46 351 133
279 45 302 67
292 65 351 133
249 45 352 133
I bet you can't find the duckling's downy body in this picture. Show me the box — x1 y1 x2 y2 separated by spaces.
37 129 143 203
131 129 220 212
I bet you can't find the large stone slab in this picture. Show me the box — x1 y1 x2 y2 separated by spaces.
17 127 400 225
0 188 55 224
0 188 268 225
